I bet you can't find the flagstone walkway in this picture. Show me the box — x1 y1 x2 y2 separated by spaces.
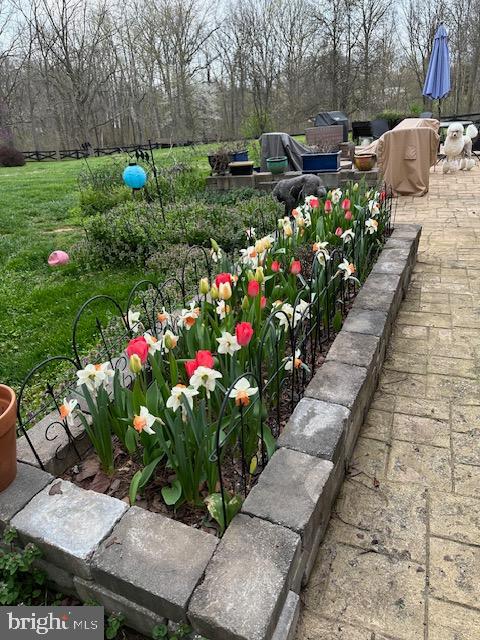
296 167 480 640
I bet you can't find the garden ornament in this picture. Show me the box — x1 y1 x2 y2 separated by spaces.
443 122 478 173
48 250 70 266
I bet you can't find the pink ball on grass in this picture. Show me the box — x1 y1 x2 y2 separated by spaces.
48 250 70 267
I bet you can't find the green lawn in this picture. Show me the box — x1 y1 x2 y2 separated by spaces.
0 146 213 390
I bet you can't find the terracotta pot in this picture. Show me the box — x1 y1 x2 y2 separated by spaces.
354 154 376 171
0 385 17 492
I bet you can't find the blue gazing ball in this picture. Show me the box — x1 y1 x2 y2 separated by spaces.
123 163 147 189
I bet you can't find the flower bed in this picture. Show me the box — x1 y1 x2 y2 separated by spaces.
16 183 392 537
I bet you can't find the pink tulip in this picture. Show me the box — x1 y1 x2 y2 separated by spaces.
48 251 69 266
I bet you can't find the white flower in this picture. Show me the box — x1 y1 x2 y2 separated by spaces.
294 299 310 324
228 377 258 407
210 247 222 263
303 211 312 228
144 332 162 356
337 259 356 281
59 398 78 427
190 366 222 398
76 362 114 392
216 300 230 320
365 218 379 234
161 329 179 352
368 200 380 216
341 229 355 243
133 406 163 435
275 302 294 331
284 349 310 372
331 188 342 204
127 310 141 334
313 241 330 266
246 227 256 240
239 246 259 268
157 308 170 328
217 331 241 356
166 384 199 421
178 302 200 330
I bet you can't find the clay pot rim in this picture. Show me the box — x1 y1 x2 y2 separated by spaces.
0 384 15 412
354 153 376 159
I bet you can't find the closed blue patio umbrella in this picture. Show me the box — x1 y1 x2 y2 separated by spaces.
423 24 451 117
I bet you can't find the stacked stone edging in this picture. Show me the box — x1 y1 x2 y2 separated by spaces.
1 224 420 640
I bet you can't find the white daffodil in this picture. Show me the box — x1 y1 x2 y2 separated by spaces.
133 406 163 435
337 259 356 281
365 218 379 234
284 349 310 373
161 329 178 352
368 200 380 216
228 377 258 407
281 216 293 237
294 299 310 324
246 227 256 240
76 362 114 392
217 331 241 356
190 366 222 398
127 309 141 334
313 240 330 266
157 307 170 328
210 246 222 263
275 302 294 331
331 188 342 204
166 384 199 421
59 398 78 427
303 211 312 228
216 300 230 320
341 228 355 243
178 302 200 330
144 332 162 356
239 245 259 268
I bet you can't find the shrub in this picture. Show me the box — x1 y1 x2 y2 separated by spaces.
375 110 406 129
78 159 124 191
75 193 282 269
79 186 132 216
0 146 26 167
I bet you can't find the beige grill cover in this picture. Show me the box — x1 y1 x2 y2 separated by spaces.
357 118 440 196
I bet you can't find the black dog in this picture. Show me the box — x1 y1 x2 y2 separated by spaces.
272 174 327 216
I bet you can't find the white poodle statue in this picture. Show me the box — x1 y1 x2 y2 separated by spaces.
443 122 478 173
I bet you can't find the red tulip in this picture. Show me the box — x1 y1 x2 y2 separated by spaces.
185 350 215 379
236 322 254 347
260 296 267 309
309 196 319 208
126 336 149 363
247 280 260 297
215 272 232 287
290 260 301 275
379 190 386 202
324 199 333 213
195 350 214 369
335 227 343 237
344 210 353 221
341 198 351 210
271 260 281 273
185 359 198 379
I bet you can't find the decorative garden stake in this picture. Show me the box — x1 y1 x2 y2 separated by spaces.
123 162 147 190
0 384 17 491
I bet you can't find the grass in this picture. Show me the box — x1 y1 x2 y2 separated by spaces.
0 146 214 390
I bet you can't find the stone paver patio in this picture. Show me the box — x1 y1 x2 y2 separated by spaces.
296 167 480 640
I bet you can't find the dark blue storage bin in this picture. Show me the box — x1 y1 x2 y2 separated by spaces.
301 151 341 173
230 150 248 162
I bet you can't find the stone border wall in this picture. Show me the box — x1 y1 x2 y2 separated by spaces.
0 224 420 640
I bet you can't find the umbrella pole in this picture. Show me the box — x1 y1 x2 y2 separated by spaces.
438 98 441 120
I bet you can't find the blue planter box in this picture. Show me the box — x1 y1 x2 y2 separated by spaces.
301 151 341 173
230 151 248 162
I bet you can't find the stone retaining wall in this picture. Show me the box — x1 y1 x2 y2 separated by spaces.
1 224 421 640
